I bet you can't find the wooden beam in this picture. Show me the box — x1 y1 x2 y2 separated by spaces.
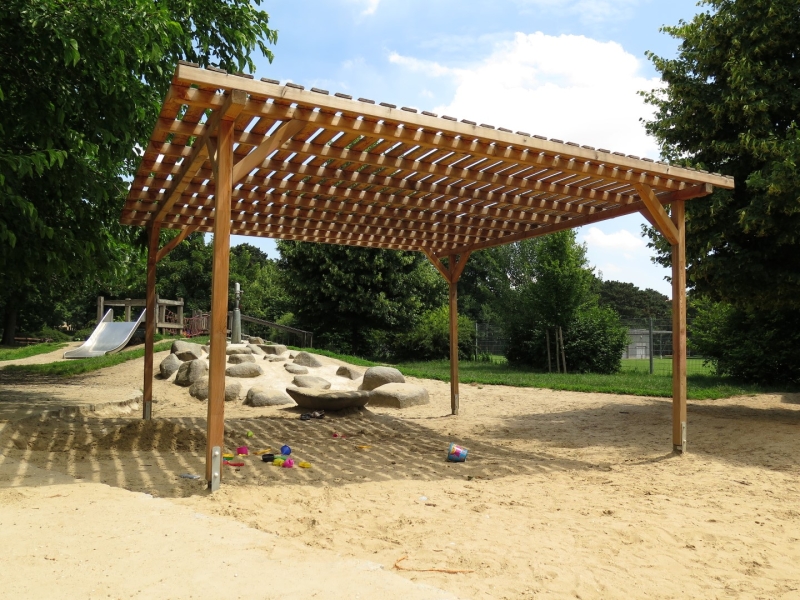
206 117 235 488
422 248 451 280
450 251 472 283
634 183 679 245
153 89 246 224
156 226 198 262
142 224 159 420
231 119 306 184
671 200 687 454
449 278 460 415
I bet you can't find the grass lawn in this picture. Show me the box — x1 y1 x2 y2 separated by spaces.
1 340 181 377
394 360 796 400
620 357 715 377
0 342 68 361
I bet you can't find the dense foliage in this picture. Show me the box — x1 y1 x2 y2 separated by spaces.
642 0 800 382
276 241 446 356
393 305 476 362
690 299 800 384
595 280 671 323
0 0 276 343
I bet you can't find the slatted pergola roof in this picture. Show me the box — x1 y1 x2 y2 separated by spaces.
125 63 734 489
122 62 732 258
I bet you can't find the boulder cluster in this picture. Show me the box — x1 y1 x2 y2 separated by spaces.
159 338 430 411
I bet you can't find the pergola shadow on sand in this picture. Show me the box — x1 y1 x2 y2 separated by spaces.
123 62 734 490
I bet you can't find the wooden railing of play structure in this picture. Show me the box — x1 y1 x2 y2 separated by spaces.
182 311 313 347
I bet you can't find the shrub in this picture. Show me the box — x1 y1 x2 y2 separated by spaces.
691 300 800 384
506 305 627 374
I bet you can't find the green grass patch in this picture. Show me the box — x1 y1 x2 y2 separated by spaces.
393 360 797 400
0 342 68 361
620 357 715 376
2 341 175 378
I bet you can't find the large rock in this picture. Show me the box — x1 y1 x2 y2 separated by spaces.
285 386 371 411
226 346 253 355
175 358 209 387
228 353 256 365
226 363 264 378
244 385 293 407
246 344 266 356
293 351 323 368
189 376 241 402
292 375 331 389
265 355 287 362
359 366 405 391
336 365 363 380
368 383 430 408
284 363 309 375
260 344 288 355
247 336 265 345
159 353 182 378
171 340 204 361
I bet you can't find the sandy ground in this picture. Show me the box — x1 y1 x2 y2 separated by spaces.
1 346 799 599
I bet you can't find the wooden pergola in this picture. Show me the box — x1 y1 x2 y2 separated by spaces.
122 62 734 489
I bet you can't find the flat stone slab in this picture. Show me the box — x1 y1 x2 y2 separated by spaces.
175 359 209 387
244 385 293 407
293 352 324 368
246 336 265 345
246 344 266 356
285 386 371 411
189 376 241 402
159 354 182 378
228 354 256 364
359 366 405 391
225 363 264 378
368 383 430 408
259 344 288 355
226 346 253 355
292 375 331 389
171 340 204 362
336 365 363 380
265 355 287 362
284 363 308 375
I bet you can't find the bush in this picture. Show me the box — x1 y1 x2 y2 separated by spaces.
393 305 475 361
35 327 71 342
691 300 800 384
506 305 627 374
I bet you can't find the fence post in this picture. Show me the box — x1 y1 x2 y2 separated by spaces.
649 317 654 375
475 323 478 361
559 326 567 373
546 328 552 373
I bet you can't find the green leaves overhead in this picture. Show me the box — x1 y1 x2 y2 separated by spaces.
642 0 800 309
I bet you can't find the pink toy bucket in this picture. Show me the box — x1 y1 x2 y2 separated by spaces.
447 443 468 462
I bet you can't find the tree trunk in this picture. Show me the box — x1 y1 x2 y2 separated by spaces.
2 304 18 345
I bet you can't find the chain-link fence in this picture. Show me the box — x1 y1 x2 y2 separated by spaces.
474 323 508 360
621 318 712 376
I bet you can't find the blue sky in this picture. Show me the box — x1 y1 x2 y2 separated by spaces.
230 0 706 295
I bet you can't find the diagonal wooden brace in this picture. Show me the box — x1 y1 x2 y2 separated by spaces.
156 225 198 262
634 183 679 245
231 119 307 185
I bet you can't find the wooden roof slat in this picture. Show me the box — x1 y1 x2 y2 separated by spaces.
123 65 734 255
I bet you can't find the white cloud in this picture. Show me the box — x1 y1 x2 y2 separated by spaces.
390 32 661 158
516 0 641 24
360 0 380 15
581 227 645 253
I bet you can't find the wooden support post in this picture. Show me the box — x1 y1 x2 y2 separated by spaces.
206 117 235 486
177 298 184 330
449 278 460 415
124 300 131 323
143 225 159 420
559 326 567 373
671 201 687 453
97 296 104 323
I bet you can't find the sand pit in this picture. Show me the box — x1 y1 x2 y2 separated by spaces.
1 349 799 598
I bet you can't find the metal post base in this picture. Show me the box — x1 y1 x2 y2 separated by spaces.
142 401 152 420
209 446 221 491
673 422 687 454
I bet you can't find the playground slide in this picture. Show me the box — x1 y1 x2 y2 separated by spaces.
64 309 147 359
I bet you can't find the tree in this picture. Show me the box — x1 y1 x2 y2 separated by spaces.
642 0 800 310
595 279 671 323
457 246 512 324
0 0 277 343
503 231 627 373
276 241 446 356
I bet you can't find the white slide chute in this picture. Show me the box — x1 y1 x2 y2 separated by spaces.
64 309 147 359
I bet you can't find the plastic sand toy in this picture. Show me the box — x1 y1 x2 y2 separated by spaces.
298 461 312 469
236 446 249 455
282 458 295 468
222 453 234 460
280 444 291 455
